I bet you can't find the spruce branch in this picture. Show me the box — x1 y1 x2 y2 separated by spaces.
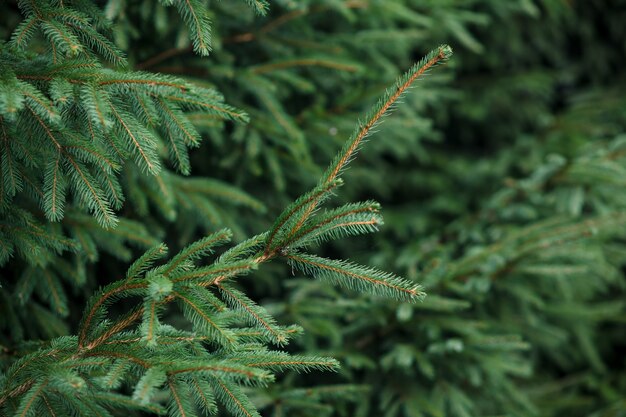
286 252 424 301
321 45 452 190
242 352 340 373
243 0 270 16
264 179 343 254
1 40 452 417
78 280 149 349
166 378 189 417
133 367 166 404
9 15 39 50
190 378 218 415
264 45 452 256
15 379 47 417
212 378 261 417
126 243 169 280
3 58 250 232
174 0 212 56
173 288 236 346
282 201 383 250
161 229 232 275
217 285 288 345
170 261 257 285
109 105 160 175
71 46 448 364
92 392 167 414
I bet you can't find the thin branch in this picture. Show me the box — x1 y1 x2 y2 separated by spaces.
78 282 147 349
224 1 369 44
136 46 193 70
287 47 451 240
251 59 359 75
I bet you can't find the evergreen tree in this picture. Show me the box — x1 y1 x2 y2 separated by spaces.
0 1 455 416
2 1 626 417
242 2 626 417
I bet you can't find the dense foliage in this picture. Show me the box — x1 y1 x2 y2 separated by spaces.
1 1 625 417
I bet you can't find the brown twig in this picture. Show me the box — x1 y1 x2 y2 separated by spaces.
135 46 193 70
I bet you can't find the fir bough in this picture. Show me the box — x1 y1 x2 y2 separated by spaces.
0 1 453 414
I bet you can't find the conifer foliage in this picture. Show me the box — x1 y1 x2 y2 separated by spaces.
4 1 625 416
1 1 453 416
